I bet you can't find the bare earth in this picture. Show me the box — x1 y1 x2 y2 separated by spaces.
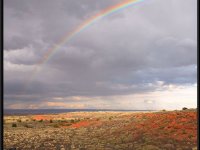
4 109 197 150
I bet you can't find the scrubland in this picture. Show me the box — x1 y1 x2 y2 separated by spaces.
4 109 197 150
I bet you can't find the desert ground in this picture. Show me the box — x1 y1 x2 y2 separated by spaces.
3 109 197 150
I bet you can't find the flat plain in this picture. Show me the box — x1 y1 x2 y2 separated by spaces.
4 109 197 150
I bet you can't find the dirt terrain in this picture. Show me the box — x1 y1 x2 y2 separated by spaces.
4 109 197 150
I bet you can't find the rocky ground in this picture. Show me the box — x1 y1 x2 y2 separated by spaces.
3 109 197 150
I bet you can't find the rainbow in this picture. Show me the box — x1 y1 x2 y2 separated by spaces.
29 0 145 82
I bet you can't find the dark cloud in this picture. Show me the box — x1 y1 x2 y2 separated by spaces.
4 0 197 109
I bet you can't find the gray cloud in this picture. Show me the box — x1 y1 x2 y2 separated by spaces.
4 0 197 109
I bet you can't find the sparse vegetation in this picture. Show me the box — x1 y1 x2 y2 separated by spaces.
12 123 17 127
17 119 22 122
53 124 59 128
65 123 72 126
182 107 188 110
39 119 43 122
70 119 75 123
4 109 197 150
24 124 34 128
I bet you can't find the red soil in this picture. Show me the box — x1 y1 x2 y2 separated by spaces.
124 111 197 145
32 115 52 121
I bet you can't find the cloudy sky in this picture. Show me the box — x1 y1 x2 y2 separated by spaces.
4 0 197 110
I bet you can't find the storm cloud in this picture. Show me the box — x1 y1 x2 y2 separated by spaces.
4 0 197 109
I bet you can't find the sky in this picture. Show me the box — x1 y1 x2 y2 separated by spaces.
4 0 197 110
